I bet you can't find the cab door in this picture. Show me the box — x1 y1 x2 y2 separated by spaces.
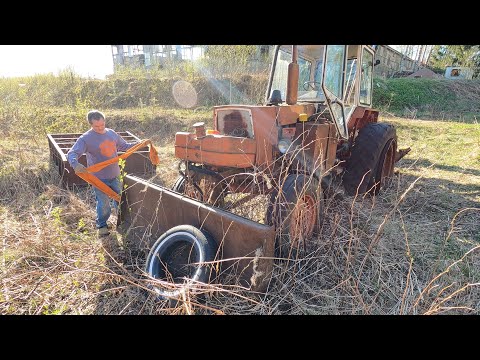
359 46 375 108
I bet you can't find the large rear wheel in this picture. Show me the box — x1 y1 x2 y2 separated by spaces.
372 137 396 194
343 123 397 195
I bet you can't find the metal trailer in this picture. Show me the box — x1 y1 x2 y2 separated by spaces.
47 131 156 187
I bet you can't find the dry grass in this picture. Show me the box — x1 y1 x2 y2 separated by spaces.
1 113 479 315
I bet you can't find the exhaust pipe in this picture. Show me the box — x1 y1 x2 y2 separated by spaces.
286 45 299 105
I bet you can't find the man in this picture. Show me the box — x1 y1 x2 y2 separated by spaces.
67 110 138 237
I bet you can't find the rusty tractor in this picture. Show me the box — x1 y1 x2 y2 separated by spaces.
172 45 410 256
122 45 410 299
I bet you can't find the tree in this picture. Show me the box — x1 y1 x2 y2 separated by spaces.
202 45 258 77
429 45 479 68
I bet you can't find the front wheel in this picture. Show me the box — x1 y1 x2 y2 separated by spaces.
172 175 226 207
172 176 204 201
266 174 323 258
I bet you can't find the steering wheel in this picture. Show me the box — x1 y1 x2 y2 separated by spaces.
231 127 247 137
302 81 321 91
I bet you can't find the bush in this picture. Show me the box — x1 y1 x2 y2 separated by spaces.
0 70 269 111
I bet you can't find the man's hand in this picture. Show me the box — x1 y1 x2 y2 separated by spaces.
74 163 88 174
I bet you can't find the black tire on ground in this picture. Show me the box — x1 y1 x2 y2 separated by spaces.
343 123 397 196
145 224 218 300
266 174 323 258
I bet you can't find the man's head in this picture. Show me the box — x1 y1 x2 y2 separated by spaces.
87 110 106 134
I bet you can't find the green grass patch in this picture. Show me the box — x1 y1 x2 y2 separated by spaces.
387 117 480 171
374 78 480 121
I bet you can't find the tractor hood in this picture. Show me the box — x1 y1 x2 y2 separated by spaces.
175 104 316 168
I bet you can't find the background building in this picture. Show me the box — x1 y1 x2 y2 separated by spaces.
111 45 425 79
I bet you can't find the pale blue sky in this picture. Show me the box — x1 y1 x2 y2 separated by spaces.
0 45 114 79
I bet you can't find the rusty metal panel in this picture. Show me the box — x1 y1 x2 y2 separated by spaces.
174 132 257 168
250 107 279 167
326 123 338 171
276 104 316 126
174 147 255 168
47 131 156 188
119 174 275 292
293 123 330 176
175 132 257 153
250 105 315 167
347 106 379 131
295 122 338 174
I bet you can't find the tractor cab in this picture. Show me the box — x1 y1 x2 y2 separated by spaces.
266 45 377 139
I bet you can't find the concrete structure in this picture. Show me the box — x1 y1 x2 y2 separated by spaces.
374 45 418 78
111 45 205 70
445 66 474 79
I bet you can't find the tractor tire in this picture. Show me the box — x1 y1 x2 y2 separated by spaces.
266 174 323 258
172 175 226 207
172 176 185 192
172 176 204 202
343 123 397 196
145 224 218 300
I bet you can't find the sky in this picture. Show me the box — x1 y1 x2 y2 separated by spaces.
0 45 114 79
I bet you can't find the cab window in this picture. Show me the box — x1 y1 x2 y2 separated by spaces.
324 45 345 99
271 48 312 101
360 48 373 105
